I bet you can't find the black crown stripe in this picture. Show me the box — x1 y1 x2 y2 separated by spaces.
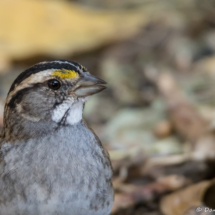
9 60 86 94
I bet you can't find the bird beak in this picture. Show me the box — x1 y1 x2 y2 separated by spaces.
74 73 107 97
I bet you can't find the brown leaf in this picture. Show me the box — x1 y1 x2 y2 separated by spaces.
157 73 215 160
157 73 208 141
112 175 190 213
154 120 172 139
0 0 150 63
160 179 215 215
112 193 136 213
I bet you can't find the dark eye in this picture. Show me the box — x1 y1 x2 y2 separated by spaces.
48 79 61 90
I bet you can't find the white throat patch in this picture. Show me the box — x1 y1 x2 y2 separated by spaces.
52 99 85 125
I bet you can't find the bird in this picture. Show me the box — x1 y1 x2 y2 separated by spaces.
0 60 114 215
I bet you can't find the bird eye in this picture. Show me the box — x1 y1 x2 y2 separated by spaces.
48 79 61 90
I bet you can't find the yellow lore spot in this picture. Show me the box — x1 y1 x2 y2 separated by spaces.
51 69 78 79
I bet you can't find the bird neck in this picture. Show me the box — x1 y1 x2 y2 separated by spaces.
1 100 86 143
51 100 84 126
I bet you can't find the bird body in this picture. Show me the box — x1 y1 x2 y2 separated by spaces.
0 60 113 215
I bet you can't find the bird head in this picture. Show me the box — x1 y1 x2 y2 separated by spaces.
2 60 107 142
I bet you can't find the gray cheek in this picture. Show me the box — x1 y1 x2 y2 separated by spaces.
21 89 63 119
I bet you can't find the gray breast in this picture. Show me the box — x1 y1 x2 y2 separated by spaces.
0 121 114 215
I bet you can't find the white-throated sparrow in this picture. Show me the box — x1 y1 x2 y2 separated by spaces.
0 60 114 215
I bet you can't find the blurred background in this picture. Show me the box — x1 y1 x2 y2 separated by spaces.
1 0 215 214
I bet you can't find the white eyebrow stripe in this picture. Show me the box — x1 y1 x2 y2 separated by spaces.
6 61 85 106
6 69 56 105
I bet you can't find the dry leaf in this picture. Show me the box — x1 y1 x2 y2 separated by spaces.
157 72 208 141
160 179 215 215
154 120 172 139
157 73 215 160
0 0 151 63
112 175 190 213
